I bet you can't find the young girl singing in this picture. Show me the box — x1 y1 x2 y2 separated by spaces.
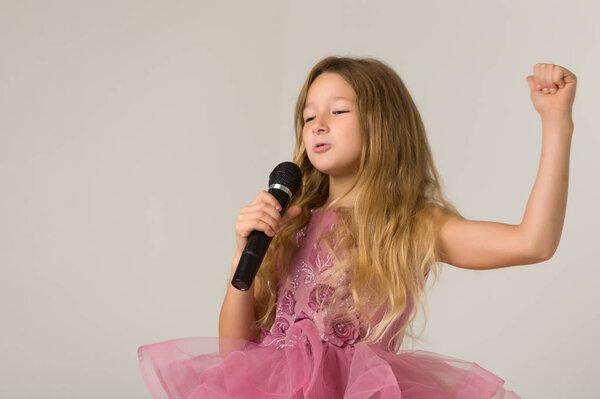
138 56 576 398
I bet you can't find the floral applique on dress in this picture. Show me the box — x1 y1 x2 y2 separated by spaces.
138 206 522 399
262 211 362 350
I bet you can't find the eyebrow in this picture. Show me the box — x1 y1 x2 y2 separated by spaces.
303 96 352 111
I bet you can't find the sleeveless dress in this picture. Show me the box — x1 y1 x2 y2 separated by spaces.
138 208 521 399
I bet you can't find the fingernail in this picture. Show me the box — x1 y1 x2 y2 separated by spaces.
559 85 564 89
542 88 548 93
536 84 541 90
550 88 556 93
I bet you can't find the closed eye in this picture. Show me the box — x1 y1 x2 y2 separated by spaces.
304 111 349 123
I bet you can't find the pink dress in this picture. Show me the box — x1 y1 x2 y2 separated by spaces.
138 208 520 399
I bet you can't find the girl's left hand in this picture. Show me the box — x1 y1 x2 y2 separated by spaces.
525 63 577 120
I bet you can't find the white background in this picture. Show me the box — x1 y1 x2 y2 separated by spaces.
1 1 598 398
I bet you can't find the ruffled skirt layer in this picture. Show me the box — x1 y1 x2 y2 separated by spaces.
138 318 520 399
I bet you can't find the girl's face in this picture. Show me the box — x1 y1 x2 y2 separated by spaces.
302 72 364 179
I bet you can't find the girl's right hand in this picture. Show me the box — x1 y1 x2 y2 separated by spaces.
234 190 302 254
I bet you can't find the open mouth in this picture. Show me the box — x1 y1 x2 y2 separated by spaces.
314 143 331 152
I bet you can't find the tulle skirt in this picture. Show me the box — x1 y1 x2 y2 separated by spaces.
138 318 520 399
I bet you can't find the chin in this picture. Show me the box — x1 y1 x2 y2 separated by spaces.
312 165 350 177
308 156 357 177
309 160 335 174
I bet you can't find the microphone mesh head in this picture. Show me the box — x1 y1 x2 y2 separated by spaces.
268 162 302 195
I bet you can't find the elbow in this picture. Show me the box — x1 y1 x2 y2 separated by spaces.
541 246 557 262
530 243 556 263
522 228 557 263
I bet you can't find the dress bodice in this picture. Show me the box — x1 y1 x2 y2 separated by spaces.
138 213 521 399
260 208 412 352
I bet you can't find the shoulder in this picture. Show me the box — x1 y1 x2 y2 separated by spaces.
423 204 465 261
424 203 463 230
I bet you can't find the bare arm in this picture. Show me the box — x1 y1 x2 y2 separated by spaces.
436 63 576 270
520 116 573 259
219 250 260 342
217 190 301 356
436 117 573 269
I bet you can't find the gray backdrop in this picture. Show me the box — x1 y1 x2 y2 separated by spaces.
1 1 598 398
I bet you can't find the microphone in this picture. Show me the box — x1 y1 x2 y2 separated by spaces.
231 162 302 291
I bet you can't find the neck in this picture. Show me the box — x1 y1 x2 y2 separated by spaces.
326 174 357 208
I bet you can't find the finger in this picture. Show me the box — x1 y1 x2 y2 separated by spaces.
525 75 536 92
237 214 279 237
249 219 278 237
552 66 566 90
248 190 266 206
239 202 280 220
259 190 283 211
561 66 577 85
538 63 549 93
241 205 282 228
249 190 282 212
534 63 543 90
544 64 556 93
280 205 302 225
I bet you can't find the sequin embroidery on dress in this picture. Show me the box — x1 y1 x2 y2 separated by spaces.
137 206 523 399
259 208 363 350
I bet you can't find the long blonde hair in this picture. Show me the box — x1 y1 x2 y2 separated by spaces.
252 56 462 352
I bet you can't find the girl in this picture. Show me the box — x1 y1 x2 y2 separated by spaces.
138 56 576 398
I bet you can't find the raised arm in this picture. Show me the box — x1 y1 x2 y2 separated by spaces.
436 63 577 270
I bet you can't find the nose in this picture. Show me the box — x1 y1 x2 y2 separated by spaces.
311 114 329 135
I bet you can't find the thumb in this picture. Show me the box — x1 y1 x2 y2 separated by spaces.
280 205 302 225
525 75 537 92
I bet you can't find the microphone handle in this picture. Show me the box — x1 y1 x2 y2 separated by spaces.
231 187 291 291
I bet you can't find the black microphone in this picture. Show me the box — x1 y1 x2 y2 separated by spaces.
231 162 302 291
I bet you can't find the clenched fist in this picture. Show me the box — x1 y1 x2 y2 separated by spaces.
525 63 577 120
234 190 302 255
